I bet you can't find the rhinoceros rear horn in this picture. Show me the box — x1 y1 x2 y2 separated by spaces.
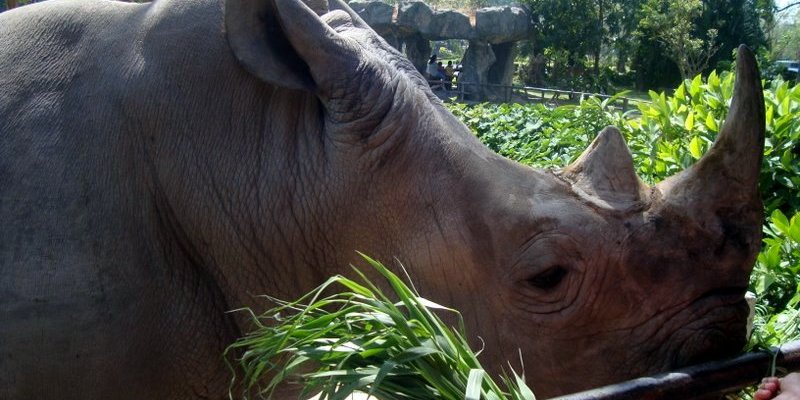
657 45 765 208
561 127 646 209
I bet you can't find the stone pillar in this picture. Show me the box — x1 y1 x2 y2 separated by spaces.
396 1 435 74
459 40 496 101
403 34 432 74
380 32 402 52
397 1 433 37
486 42 516 100
487 42 516 85
349 0 395 41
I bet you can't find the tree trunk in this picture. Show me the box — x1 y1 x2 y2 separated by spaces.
616 47 627 73
7 0 17 9
593 51 600 78
593 0 603 78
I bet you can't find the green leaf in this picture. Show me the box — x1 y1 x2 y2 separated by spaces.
789 215 800 243
690 74 703 97
416 297 453 311
705 95 722 109
465 369 485 400
766 244 782 269
705 113 718 132
708 70 720 89
689 136 703 159
782 149 795 169
781 96 792 116
513 370 537 400
675 82 686 99
684 111 694 132
776 82 788 103
771 209 791 236
369 361 398 396
394 346 441 364
766 105 774 126
756 272 776 294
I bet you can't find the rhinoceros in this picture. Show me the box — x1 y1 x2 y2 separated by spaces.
0 0 764 398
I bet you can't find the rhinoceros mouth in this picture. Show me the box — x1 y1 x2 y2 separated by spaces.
672 288 750 367
696 287 750 304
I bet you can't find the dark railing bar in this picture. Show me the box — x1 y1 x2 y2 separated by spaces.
551 340 800 400
426 80 641 111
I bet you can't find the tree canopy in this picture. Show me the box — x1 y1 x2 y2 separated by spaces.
519 0 774 90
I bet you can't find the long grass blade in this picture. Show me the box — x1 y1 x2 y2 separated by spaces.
465 369 485 400
226 254 537 400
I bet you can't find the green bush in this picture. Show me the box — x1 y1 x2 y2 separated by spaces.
447 95 624 169
750 209 800 348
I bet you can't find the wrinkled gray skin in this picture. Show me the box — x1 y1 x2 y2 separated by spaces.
0 0 765 399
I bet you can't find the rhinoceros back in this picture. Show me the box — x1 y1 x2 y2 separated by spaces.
0 1 237 399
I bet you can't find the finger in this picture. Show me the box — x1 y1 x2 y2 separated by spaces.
755 388 776 400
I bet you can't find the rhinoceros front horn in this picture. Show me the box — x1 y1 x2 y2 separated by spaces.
657 45 765 210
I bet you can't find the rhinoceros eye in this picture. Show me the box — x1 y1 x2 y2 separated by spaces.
527 266 568 290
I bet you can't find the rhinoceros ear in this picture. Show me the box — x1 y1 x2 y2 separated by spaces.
225 0 366 94
561 127 647 208
327 0 373 29
225 0 315 91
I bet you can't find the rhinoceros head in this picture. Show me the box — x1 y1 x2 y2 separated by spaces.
487 46 764 394
224 0 764 397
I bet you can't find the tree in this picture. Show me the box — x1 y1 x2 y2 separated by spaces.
634 0 771 88
771 9 800 61
699 0 770 70
521 0 649 88
638 0 719 80
777 1 800 12
605 0 647 73
525 0 597 67
519 0 599 89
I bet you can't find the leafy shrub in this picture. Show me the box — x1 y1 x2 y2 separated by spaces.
629 73 800 216
447 95 624 169
750 210 800 348
760 81 800 215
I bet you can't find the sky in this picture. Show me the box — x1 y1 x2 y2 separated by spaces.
775 0 797 23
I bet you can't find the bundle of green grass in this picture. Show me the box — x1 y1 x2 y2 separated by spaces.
226 254 536 400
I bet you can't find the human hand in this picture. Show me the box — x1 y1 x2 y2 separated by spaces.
755 373 800 400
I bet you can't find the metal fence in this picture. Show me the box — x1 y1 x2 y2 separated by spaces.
428 80 640 112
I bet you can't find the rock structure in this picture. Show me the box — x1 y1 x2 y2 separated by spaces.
347 0 532 99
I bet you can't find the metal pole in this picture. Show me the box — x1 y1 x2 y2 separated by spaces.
552 341 800 400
